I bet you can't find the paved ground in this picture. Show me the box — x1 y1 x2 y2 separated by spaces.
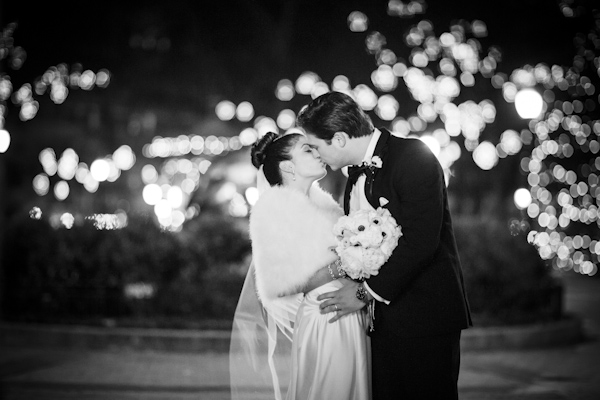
1 271 599 400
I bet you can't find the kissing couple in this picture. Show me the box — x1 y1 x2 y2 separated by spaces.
230 91 472 400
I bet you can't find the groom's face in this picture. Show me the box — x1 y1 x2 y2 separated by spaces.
305 132 345 171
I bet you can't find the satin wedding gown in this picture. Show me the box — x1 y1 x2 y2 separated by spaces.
286 279 372 400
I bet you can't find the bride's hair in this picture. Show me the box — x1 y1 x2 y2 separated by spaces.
251 131 302 186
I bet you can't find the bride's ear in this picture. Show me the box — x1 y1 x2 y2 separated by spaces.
332 131 348 148
279 160 295 175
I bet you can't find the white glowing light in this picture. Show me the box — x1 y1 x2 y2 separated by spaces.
154 199 172 219
295 72 320 95
236 101 255 122
143 183 163 205
33 174 50 196
514 188 532 210
141 164 158 184
90 159 110 182
60 213 75 229
54 180 70 201
57 148 79 180
215 100 236 121
348 11 368 32
277 109 296 130
167 186 184 208
473 141 498 170
113 145 136 170
0 129 10 153
276 79 295 101
352 84 377 111
419 135 441 157
246 187 260 206
515 89 543 119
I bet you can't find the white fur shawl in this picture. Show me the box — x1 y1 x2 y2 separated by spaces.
249 183 343 304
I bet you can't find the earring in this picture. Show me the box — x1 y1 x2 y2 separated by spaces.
292 170 296 181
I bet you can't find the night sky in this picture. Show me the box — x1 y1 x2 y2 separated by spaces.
1 0 588 89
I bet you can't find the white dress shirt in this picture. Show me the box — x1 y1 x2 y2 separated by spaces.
348 128 390 305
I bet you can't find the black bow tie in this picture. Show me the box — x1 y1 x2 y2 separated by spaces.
348 163 372 182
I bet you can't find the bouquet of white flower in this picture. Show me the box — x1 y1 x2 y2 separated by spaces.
333 207 402 280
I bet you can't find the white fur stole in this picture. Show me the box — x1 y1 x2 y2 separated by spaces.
249 183 343 304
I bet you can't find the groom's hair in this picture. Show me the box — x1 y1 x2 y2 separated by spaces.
296 91 374 142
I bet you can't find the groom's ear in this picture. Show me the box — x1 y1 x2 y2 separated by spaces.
332 131 348 147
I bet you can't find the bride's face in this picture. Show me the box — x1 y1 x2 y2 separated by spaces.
289 136 327 181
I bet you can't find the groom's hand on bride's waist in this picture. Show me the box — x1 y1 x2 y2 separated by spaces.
317 280 367 323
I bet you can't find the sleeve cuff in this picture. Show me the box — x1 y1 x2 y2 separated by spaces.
364 281 390 305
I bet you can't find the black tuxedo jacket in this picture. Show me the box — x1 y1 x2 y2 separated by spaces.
345 128 472 338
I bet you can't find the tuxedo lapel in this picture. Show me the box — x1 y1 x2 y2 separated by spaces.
343 129 391 213
364 129 390 209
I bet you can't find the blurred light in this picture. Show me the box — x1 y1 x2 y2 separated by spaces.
106 159 121 182
113 145 136 170
215 100 236 121
419 135 441 157
39 148 58 176
0 129 10 153
54 181 70 201
96 69 111 88
124 283 154 299
332 75 351 92
142 183 162 205
295 72 321 95
310 82 329 99
239 128 258 146
276 79 295 101
348 11 368 32
60 213 75 229
79 70 96 90
254 116 278 137
375 95 399 121
514 188 532 209
365 31 386 54
353 84 377 111
236 101 255 122
33 174 50 196
154 199 172 219
473 141 498 170
167 186 184 208
460 72 475 87
515 89 543 119
57 148 79 180
277 109 296 130
20 101 39 121
90 159 110 182
215 182 237 203
141 164 158 184
371 65 397 92
471 20 488 37
29 206 42 220
246 187 260 206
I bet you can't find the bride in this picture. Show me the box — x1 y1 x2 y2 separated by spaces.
230 131 371 400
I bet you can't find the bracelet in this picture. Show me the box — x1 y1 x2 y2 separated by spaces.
327 263 337 280
336 263 348 279
327 258 342 280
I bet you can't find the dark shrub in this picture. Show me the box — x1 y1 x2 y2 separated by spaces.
453 215 563 326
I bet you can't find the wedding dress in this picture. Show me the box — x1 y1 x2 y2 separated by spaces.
230 169 371 400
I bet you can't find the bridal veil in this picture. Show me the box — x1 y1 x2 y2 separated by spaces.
229 166 301 400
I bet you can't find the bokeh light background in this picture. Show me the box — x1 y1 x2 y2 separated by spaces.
1 0 598 277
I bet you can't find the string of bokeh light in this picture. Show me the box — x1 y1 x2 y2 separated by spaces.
506 59 600 275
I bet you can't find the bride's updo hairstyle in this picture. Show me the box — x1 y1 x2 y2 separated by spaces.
251 131 303 186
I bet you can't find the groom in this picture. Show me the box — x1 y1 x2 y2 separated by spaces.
297 91 472 400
